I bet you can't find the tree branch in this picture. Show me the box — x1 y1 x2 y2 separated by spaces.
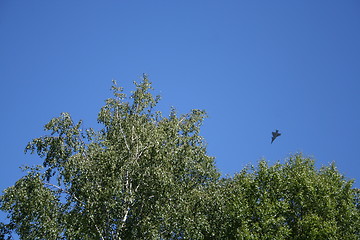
44 182 106 240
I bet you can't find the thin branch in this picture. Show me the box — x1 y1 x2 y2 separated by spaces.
44 182 78 200
44 182 105 240
119 121 131 153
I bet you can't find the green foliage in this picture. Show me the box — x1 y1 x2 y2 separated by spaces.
200 154 360 239
1 75 218 239
1 76 359 239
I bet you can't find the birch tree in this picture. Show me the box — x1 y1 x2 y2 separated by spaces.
0 75 218 239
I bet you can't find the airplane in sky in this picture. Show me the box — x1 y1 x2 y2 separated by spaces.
271 130 281 144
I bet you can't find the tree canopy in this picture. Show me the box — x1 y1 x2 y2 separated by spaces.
1 76 359 239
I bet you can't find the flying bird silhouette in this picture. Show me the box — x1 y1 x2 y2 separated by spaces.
271 130 281 144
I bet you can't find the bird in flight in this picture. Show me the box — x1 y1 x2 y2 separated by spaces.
271 130 281 144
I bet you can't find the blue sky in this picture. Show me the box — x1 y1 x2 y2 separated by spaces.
1 0 360 227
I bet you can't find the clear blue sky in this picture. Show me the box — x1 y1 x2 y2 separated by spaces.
1 0 360 227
